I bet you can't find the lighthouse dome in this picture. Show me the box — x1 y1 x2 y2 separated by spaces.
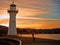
10 3 16 7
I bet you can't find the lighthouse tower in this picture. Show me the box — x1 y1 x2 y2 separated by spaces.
8 2 18 35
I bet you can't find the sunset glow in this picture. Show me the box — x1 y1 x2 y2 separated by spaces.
0 0 60 29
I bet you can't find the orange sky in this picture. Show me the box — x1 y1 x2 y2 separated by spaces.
0 17 60 29
0 0 60 29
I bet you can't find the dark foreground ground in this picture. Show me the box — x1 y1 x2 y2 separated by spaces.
20 37 60 45
3 35 60 45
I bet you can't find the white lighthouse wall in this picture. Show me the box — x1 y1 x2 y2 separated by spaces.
8 12 17 35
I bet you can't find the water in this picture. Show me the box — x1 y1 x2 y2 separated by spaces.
18 34 60 40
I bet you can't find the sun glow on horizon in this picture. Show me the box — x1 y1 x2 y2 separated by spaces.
0 24 9 27
0 15 60 29
0 0 60 29
0 15 9 19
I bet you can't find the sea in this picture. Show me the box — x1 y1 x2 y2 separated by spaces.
18 34 60 40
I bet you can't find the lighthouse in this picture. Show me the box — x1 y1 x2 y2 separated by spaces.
8 2 18 35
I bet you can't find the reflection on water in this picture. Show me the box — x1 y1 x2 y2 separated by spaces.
18 34 60 40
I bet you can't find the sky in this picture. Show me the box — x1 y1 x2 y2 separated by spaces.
0 0 60 29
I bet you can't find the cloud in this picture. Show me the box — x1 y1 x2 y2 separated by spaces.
17 8 49 17
0 0 60 29
0 0 54 17
0 17 60 29
0 10 8 15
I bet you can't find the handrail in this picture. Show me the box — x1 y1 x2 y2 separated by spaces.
0 37 22 45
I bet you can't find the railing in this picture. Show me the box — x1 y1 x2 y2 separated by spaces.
0 37 22 45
